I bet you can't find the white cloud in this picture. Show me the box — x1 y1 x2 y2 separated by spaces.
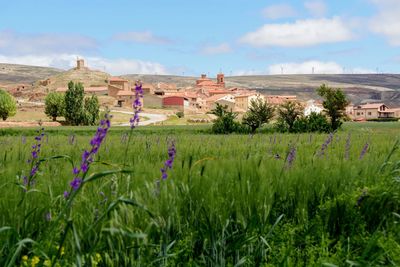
113 31 172 45
0 30 97 55
304 0 327 17
369 0 400 46
268 61 375 74
239 17 353 47
201 43 232 55
261 4 297 19
0 54 169 75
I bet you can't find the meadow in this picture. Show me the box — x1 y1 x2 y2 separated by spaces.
0 122 400 266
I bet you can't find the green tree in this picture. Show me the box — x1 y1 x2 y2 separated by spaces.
64 81 85 125
276 101 304 133
242 97 275 133
83 94 100 126
0 89 17 121
317 84 349 131
44 92 65 121
211 103 240 134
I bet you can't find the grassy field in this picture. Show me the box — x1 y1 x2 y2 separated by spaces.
0 122 400 266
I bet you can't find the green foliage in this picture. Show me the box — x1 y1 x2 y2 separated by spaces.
242 97 275 133
44 92 65 121
1 126 400 265
0 89 17 121
292 112 331 133
64 81 85 125
211 103 240 134
317 84 349 131
83 95 100 126
276 101 304 132
175 111 184 118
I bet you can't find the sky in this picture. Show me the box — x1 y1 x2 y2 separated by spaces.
0 0 399 76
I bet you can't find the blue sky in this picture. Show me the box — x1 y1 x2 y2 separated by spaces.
0 0 399 76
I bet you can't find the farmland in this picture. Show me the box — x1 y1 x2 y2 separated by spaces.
1 122 400 266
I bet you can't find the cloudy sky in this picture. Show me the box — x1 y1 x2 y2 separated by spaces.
0 0 399 76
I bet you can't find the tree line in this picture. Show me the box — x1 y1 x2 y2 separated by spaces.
211 84 349 134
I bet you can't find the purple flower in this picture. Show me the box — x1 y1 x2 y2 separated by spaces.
70 177 82 191
359 142 369 160
130 81 143 129
67 113 111 193
160 142 176 180
23 128 45 189
286 146 296 168
45 212 52 221
63 191 70 199
318 133 334 157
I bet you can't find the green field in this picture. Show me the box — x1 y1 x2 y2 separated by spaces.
1 122 400 266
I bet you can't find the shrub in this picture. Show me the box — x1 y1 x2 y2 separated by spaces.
242 97 274 133
64 81 85 125
0 89 17 121
176 111 184 118
83 95 100 126
44 92 65 121
211 103 240 134
276 101 304 133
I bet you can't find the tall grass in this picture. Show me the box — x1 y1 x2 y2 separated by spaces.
0 125 400 266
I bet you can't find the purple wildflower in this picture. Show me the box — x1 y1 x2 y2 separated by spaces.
66 113 111 193
23 128 45 189
356 189 368 207
70 177 82 190
130 81 143 129
45 211 52 221
318 133 334 157
160 142 176 180
63 191 70 199
68 134 76 145
286 147 296 168
359 142 369 160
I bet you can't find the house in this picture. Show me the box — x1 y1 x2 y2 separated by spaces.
142 83 155 95
154 82 178 95
304 100 323 116
196 73 225 89
234 93 260 111
352 103 391 120
162 96 189 111
205 94 235 112
265 95 297 105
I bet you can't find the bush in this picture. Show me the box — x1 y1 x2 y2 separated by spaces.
64 81 85 125
44 92 65 121
211 103 240 134
83 95 100 126
242 97 274 133
176 111 184 118
0 89 17 121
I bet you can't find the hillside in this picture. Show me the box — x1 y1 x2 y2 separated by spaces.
0 63 62 85
124 73 400 105
1 62 400 105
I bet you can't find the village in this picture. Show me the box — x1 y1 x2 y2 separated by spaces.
51 59 400 122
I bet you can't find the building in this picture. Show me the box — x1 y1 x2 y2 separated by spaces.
234 93 260 111
265 95 297 105
206 94 236 112
304 100 323 116
196 73 225 89
352 103 390 120
162 96 189 111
